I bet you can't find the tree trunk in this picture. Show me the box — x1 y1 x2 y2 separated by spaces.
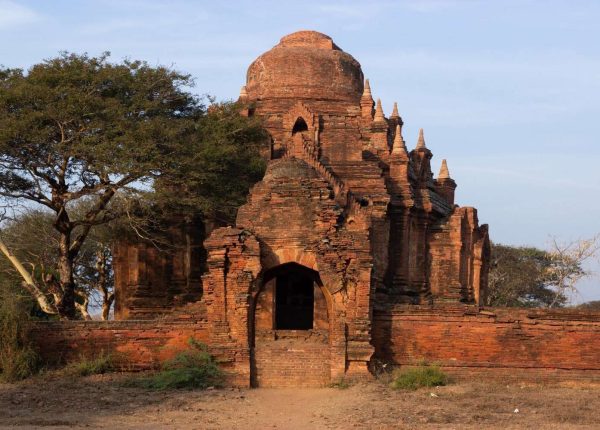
56 232 76 319
96 247 114 321
0 237 59 315
102 293 114 321
75 294 92 320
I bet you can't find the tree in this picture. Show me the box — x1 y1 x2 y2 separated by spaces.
486 243 564 308
0 52 267 318
151 100 267 224
486 236 600 308
0 209 114 319
546 234 600 308
0 209 61 314
577 301 600 311
0 52 199 318
72 212 115 320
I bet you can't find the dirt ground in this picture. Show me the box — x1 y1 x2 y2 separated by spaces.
1 373 599 429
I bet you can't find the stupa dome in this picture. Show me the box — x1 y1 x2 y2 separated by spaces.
245 31 364 103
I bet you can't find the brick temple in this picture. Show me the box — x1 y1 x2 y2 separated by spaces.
38 31 599 388
113 31 492 386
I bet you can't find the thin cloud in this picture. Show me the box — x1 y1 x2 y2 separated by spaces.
317 3 385 18
453 162 600 193
401 0 469 13
77 7 211 35
0 0 41 29
79 19 149 35
360 49 600 127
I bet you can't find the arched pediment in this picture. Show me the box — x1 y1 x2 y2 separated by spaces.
283 102 318 135
261 247 318 273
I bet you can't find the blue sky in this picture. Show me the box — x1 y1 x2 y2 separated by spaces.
1 0 599 301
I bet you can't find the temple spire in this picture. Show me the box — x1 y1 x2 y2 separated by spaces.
239 85 248 101
438 159 451 179
374 98 385 122
390 102 399 118
416 128 426 149
363 78 372 97
391 124 406 155
361 78 374 120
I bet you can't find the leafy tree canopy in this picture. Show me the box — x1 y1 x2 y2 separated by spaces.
0 52 267 318
153 100 267 223
487 237 599 309
486 243 568 308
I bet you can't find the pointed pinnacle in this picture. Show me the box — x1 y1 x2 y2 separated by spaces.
361 79 373 105
374 98 385 122
416 128 426 149
438 159 451 179
392 124 406 155
391 102 399 118
361 79 373 102
239 85 248 98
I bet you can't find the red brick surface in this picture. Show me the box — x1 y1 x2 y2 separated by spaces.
253 331 331 387
372 306 600 380
31 305 600 385
31 319 209 371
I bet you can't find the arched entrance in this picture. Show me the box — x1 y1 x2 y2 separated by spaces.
274 264 314 329
251 262 331 387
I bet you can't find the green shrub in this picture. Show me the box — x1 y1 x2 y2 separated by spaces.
390 364 448 390
128 338 224 390
65 352 113 376
0 288 40 382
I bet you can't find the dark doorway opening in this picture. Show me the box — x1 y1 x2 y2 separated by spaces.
292 117 308 135
274 264 314 330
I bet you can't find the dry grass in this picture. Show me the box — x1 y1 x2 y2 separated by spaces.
0 290 39 382
63 352 113 377
1 374 600 429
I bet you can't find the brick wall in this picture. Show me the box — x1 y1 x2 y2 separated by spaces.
30 305 600 385
372 306 600 381
253 331 330 387
31 314 210 371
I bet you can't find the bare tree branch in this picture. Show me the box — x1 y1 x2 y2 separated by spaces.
547 234 600 308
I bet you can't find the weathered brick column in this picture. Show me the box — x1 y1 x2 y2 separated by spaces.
201 227 260 387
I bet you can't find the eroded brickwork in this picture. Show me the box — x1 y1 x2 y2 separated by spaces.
202 31 490 384
31 307 210 370
113 218 206 320
103 30 565 387
372 306 600 381
202 159 374 386
32 305 600 385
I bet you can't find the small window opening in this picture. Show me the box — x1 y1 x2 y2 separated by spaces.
292 117 308 135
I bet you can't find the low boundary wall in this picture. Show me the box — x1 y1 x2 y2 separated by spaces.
31 305 600 384
31 319 210 370
372 306 600 381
